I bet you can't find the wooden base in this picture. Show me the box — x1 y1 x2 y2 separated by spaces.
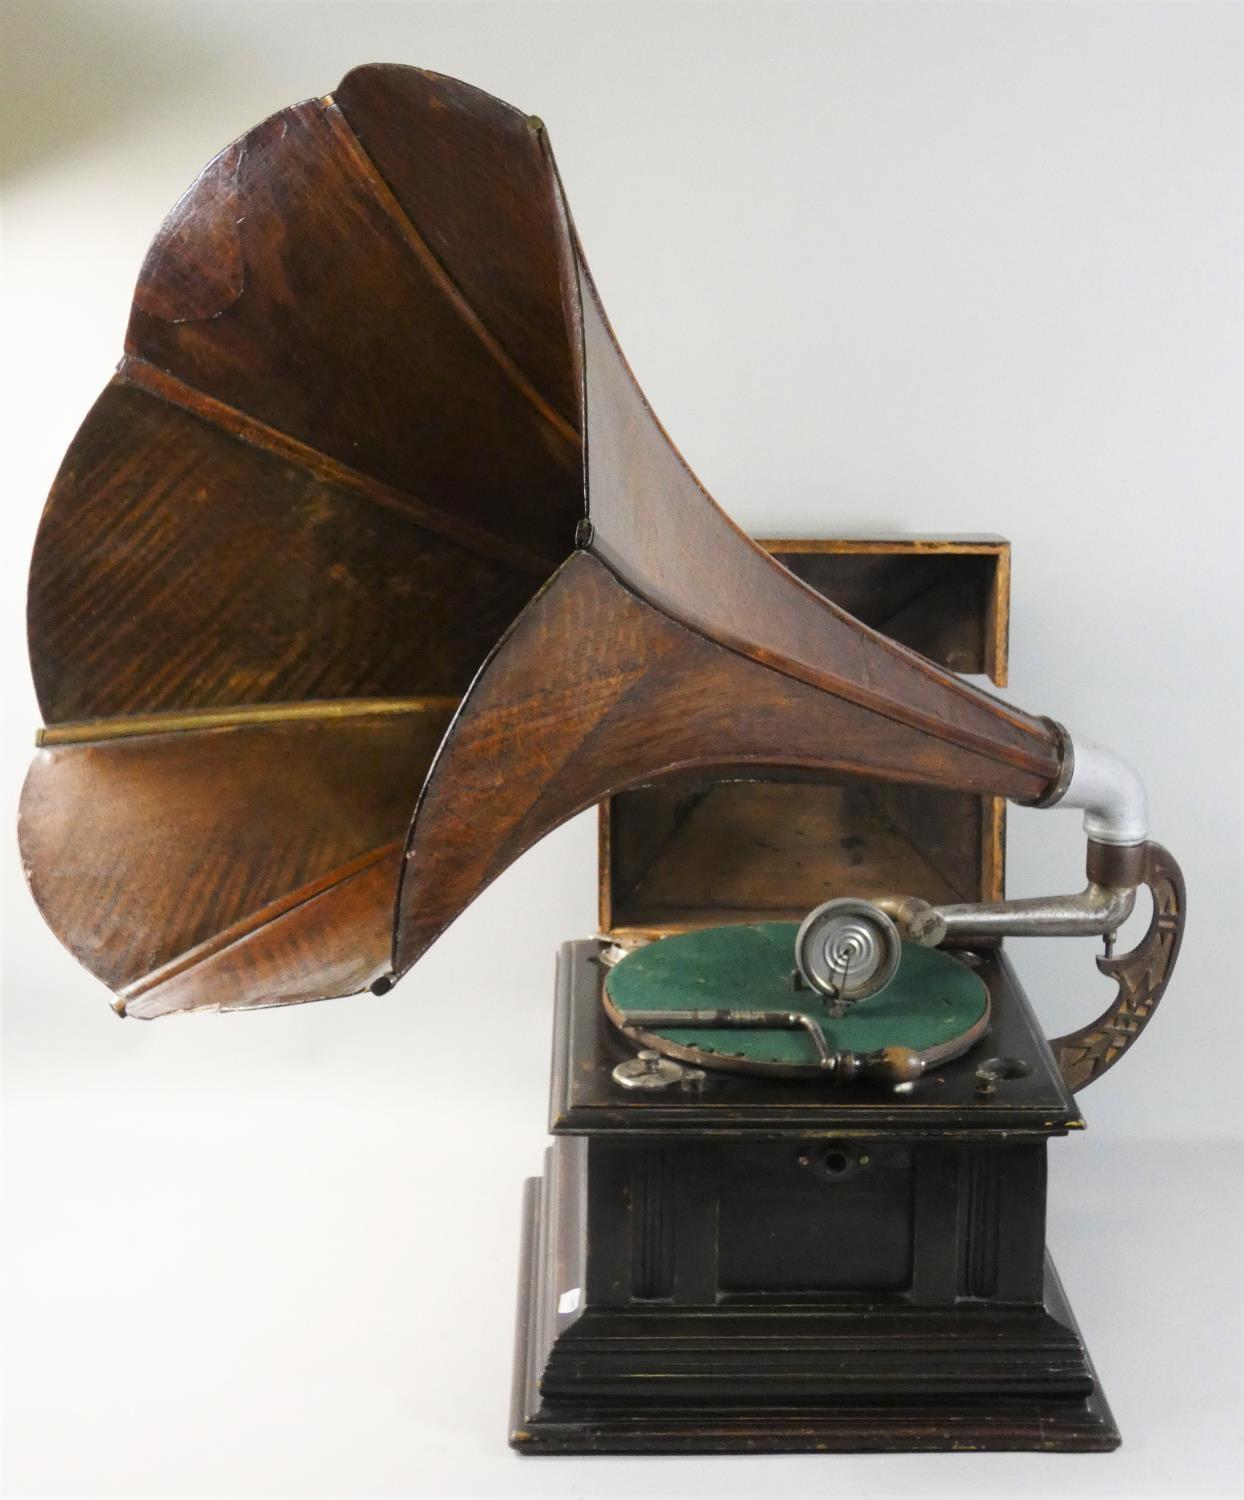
511 1175 1119 1455
509 942 1121 1457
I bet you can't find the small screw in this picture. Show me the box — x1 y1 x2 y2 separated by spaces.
975 1055 1032 1097
680 1067 707 1092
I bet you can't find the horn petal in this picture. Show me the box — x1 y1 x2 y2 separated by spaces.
19 702 454 1015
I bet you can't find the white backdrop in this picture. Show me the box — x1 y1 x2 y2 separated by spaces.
2 3 1240 1497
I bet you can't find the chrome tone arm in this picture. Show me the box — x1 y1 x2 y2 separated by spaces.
880 880 1136 947
933 883 1136 941
862 845 1186 1095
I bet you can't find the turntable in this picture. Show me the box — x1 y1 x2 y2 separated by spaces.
18 66 1184 1455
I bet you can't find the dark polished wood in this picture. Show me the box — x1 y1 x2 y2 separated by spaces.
125 92 581 562
550 942 1079 1134
20 703 453 1015
28 381 536 723
510 942 1118 1454
575 278 1053 772
393 552 1056 972
25 63 1153 1029
332 65 581 432
1053 841 1186 1091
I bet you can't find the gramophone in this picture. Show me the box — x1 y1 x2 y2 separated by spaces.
19 65 1184 1454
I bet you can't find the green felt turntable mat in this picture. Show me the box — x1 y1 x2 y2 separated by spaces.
605 921 987 1066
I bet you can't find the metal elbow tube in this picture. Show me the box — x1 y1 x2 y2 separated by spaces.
1038 722 1150 848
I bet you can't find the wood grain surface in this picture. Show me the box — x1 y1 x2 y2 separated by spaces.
1052 842 1186 1092
23 64 1066 1017
19 703 454 1015
393 553 1056 974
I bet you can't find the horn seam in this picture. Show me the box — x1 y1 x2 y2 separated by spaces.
36 696 460 747
389 553 1051 979
116 356 559 579
574 266 1048 757
584 548 1057 784
320 95 581 446
117 839 403 1008
386 551 588 974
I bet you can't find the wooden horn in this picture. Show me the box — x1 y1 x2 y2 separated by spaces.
19 65 1061 1019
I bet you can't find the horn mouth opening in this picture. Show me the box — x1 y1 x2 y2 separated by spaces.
24 65 596 1015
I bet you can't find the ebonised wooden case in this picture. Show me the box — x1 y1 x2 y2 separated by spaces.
511 943 1118 1454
